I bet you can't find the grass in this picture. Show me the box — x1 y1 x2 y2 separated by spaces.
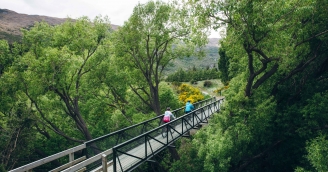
166 79 224 98
190 79 224 97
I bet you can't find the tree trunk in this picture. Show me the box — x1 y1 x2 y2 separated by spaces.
150 84 161 116
168 144 180 161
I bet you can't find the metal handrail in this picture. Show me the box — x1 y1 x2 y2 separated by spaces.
83 97 217 170
9 144 86 172
85 97 216 157
86 97 215 144
60 98 223 172
112 98 224 172
8 97 219 172
61 148 113 172
86 96 215 145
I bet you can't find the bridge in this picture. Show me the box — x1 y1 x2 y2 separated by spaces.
10 97 224 172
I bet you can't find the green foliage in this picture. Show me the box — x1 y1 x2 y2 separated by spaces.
0 164 6 172
111 0 208 115
0 40 12 76
218 47 230 86
132 112 156 124
305 135 328 171
1 0 327 171
190 79 197 85
0 110 37 170
214 84 229 96
16 16 114 140
0 31 22 43
0 49 41 170
159 82 183 112
170 138 205 172
171 81 182 87
163 45 219 75
203 80 212 87
0 16 125 170
179 0 328 171
166 68 219 82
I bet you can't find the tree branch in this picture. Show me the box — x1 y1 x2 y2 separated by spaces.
129 85 152 108
272 43 322 95
24 83 84 143
253 63 279 89
233 139 284 172
295 29 328 48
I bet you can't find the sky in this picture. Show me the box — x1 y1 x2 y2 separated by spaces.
2 0 222 38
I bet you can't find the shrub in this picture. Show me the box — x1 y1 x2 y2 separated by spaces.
172 81 181 87
159 82 183 112
0 164 5 172
203 80 213 87
178 83 204 103
190 79 197 85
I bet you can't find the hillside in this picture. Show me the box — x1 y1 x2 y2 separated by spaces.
164 40 220 75
0 9 119 43
0 8 220 72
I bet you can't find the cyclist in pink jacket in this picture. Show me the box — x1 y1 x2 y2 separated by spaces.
163 107 175 123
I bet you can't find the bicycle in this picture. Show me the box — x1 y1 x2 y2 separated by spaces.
161 121 175 138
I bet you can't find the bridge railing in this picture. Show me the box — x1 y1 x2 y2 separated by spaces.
65 97 223 172
111 98 224 172
83 97 217 170
8 97 218 172
9 144 86 172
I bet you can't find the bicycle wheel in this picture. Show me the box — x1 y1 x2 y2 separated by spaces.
169 124 175 134
161 125 167 138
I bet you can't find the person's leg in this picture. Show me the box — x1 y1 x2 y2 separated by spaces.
186 111 193 123
162 122 168 137
185 111 191 120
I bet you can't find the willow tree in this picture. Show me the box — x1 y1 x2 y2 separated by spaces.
8 17 113 143
171 0 328 171
112 0 207 116
0 40 33 170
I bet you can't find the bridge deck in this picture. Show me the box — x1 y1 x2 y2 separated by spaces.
8 97 223 172
97 109 211 172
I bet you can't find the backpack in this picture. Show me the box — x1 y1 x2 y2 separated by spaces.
163 115 170 123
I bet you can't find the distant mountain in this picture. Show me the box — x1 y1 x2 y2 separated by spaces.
207 38 220 47
163 38 221 74
0 8 220 73
0 9 119 43
164 44 220 75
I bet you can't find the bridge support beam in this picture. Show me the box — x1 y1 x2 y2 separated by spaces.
146 157 166 172
168 144 176 148
199 122 209 127
193 125 200 129
168 143 180 161
182 134 191 137
102 154 108 172
146 160 157 163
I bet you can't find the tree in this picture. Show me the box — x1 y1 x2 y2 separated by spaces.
0 40 37 170
11 17 112 143
218 47 229 85
112 0 207 116
176 0 328 171
0 40 12 76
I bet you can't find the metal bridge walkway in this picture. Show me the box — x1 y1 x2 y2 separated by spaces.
105 104 215 172
9 97 224 172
